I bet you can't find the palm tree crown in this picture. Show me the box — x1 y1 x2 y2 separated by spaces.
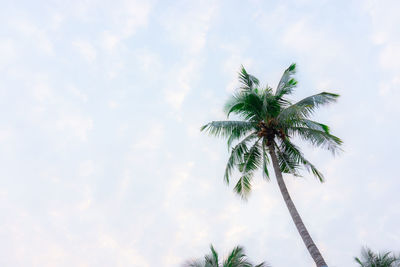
201 63 342 198
355 247 400 267
183 245 269 267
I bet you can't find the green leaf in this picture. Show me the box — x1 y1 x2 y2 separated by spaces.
232 139 262 198
275 63 297 98
238 65 260 91
233 174 252 199
224 134 257 184
278 92 339 126
262 141 270 180
289 126 342 155
201 121 255 139
241 139 262 174
279 139 325 181
224 91 264 121
355 247 400 267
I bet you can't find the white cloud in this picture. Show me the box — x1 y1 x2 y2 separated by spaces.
98 234 150 267
161 1 217 55
106 60 124 79
68 86 88 102
135 49 162 74
13 18 53 54
378 75 400 111
220 44 254 92
379 43 400 70
49 13 64 30
365 0 400 110
282 20 343 63
133 123 165 150
114 171 132 202
100 0 152 52
164 60 199 110
31 76 54 103
108 100 119 109
77 186 92 211
0 39 16 70
119 1 152 38
101 31 120 52
160 1 217 110
186 123 201 139
225 224 247 244
164 161 195 208
78 160 95 177
0 128 13 143
73 40 97 62
364 0 400 45
56 114 93 141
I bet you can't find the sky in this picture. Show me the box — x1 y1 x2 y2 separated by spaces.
1 0 400 266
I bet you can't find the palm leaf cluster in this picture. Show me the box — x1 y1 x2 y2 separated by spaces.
355 247 400 267
183 245 269 267
201 63 342 198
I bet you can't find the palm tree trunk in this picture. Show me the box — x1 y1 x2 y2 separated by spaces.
268 144 328 267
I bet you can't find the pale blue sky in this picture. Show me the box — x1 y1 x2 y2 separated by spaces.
1 0 399 266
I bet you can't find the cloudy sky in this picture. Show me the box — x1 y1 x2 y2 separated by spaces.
1 0 400 266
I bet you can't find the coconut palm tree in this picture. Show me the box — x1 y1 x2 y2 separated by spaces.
355 247 400 267
201 64 342 267
183 244 269 267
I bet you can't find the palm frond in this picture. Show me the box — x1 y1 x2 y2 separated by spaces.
241 139 262 174
279 139 324 181
224 246 243 266
354 257 364 267
183 245 270 267
201 121 255 139
299 92 339 115
239 65 259 91
223 246 253 267
355 247 400 267
278 92 339 127
226 125 257 149
224 91 264 121
299 119 331 133
233 139 262 198
224 134 257 184
205 245 219 267
275 63 297 98
289 126 342 155
233 173 252 199
274 140 300 176
261 91 282 119
297 92 339 112
261 140 270 180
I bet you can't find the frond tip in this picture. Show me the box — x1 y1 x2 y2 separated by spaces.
183 245 270 267
233 174 252 199
275 63 297 97
238 65 259 91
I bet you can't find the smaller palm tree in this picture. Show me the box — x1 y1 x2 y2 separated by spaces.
355 247 400 267
183 245 269 267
